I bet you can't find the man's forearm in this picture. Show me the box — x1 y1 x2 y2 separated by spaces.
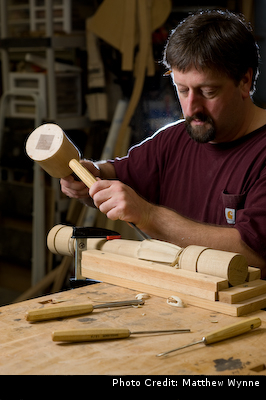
140 204 266 276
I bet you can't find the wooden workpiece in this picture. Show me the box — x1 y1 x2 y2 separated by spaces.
80 249 266 317
0 282 266 376
47 225 249 287
46 224 266 316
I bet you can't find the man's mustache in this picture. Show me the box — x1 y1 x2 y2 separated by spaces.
186 113 214 124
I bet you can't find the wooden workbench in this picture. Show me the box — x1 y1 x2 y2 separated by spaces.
1 282 266 382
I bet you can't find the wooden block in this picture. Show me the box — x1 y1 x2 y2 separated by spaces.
81 250 266 317
234 293 266 316
82 267 266 317
81 250 228 301
170 269 229 292
81 264 231 312
246 266 261 281
218 280 266 304
82 250 228 291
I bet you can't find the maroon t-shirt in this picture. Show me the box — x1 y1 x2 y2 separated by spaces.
113 120 266 259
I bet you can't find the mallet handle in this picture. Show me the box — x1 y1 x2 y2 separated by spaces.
69 159 97 188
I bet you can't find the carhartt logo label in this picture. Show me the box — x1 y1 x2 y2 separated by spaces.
225 208 236 224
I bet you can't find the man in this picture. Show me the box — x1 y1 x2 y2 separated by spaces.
61 10 266 278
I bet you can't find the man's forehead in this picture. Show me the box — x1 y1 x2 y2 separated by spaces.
172 66 228 86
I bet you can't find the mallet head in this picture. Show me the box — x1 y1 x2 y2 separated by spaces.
26 123 81 178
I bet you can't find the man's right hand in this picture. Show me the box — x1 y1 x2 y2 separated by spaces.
60 174 89 199
60 159 117 202
60 159 101 199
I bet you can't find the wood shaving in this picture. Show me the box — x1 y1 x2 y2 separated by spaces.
38 298 67 304
135 293 151 300
167 296 184 308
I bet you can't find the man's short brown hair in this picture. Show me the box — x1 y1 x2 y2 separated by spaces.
163 9 260 94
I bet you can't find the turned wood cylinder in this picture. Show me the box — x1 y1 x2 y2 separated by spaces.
47 225 248 286
47 224 75 256
46 225 181 264
178 245 208 272
179 245 248 286
196 248 248 286
26 123 96 187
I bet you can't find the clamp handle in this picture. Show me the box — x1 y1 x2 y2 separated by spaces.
72 226 121 240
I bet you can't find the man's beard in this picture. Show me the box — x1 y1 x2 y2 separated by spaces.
185 113 216 143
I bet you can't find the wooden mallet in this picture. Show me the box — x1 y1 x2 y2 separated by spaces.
26 123 149 240
26 123 96 187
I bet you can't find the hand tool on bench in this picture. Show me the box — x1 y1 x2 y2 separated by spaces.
25 299 144 322
26 123 148 240
156 317 261 357
52 327 191 342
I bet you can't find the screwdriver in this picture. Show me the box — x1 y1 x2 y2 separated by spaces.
52 327 191 342
156 317 261 357
25 299 144 322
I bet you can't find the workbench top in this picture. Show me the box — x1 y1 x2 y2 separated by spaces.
1 282 266 376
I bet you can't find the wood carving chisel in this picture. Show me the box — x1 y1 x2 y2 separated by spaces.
156 317 261 357
52 327 191 342
25 299 144 322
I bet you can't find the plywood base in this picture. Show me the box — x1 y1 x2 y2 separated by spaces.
81 250 266 317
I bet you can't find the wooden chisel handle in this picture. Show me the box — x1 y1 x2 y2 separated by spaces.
52 328 131 342
204 317 261 344
25 304 94 322
69 159 97 188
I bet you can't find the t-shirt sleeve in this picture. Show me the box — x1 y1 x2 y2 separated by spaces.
112 133 162 204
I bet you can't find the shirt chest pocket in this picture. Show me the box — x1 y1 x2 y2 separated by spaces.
222 190 247 225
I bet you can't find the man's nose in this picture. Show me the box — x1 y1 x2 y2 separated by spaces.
186 91 204 116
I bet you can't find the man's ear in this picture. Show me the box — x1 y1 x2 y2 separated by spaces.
240 68 253 98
